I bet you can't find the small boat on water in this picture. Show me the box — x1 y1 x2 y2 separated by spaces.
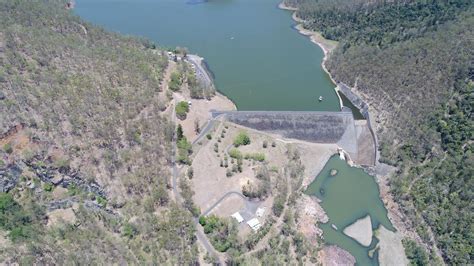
319 96 323 101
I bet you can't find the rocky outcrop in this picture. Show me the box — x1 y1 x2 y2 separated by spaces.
25 158 106 198
0 163 22 192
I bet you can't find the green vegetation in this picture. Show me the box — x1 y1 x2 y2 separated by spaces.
169 71 183 92
3 143 13 154
43 182 54 192
176 124 184 140
177 138 192 165
228 148 243 159
285 0 474 263
244 152 265 162
175 101 189 120
199 215 238 252
402 239 430 265
0 193 42 242
233 131 251 147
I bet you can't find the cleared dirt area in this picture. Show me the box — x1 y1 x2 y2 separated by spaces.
207 193 245 217
191 122 286 212
295 142 338 188
376 225 409 266
177 92 236 142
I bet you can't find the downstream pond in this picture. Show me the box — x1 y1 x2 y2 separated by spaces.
75 0 393 264
306 155 395 265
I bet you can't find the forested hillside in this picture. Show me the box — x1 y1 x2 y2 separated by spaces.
285 0 473 264
0 0 197 263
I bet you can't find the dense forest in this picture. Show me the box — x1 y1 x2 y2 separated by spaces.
285 0 473 264
0 0 198 263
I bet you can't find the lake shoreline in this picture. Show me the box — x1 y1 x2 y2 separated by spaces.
278 2 338 87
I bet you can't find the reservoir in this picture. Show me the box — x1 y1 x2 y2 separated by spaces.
75 0 339 111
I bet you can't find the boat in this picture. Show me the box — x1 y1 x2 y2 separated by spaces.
319 96 323 101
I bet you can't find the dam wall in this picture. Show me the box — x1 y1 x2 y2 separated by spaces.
338 83 377 164
212 110 358 158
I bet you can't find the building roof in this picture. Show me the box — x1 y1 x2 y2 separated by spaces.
256 207 265 217
247 218 262 231
231 212 244 223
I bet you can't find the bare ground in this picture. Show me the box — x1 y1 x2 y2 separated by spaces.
191 123 286 213
319 245 356 266
46 207 77 227
176 92 236 142
376 225 409 266
296 194 328 246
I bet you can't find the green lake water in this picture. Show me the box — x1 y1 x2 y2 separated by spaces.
75 0 339 111
75 0 393 263
306 155 395 265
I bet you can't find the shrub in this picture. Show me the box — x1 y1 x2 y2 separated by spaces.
43 183 54 192
206 134 212 140
199 216 207 226
402 239 429 265
175 101 189 120
177 124 184 140
122 223 138 239
245 153 265 162
169 72 182 92
97 196 107 207
228 148 242 159
3 143 13 154
177 138 192 164
233 131 250 147
262 140 268 148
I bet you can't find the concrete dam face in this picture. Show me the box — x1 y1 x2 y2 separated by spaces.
212 110 361 162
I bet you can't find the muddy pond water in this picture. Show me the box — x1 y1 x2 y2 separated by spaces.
306 155 395 265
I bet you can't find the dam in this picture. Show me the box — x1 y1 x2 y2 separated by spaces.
212 108 375 166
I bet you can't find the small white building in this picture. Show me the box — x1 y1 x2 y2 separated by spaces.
231 212 244 223
247 218 261 231
256 207 265 217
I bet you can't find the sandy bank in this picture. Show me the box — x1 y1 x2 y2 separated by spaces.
376 225 409 266
342 215 373 247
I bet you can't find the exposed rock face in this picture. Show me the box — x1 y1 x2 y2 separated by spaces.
0 163 21 192
342 215 373 247
296 194 328 245
319 245 356 266
25 158 106 198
